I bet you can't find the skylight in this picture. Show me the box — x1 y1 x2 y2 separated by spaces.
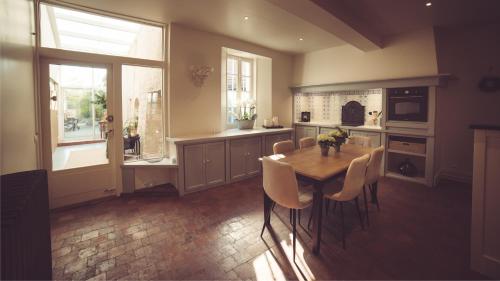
40 3 163 61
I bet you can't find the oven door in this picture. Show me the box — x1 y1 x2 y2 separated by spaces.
388 96 428 122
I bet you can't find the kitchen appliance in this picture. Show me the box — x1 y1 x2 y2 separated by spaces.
301 111 310 122
341 101 365 126
387 87 428 122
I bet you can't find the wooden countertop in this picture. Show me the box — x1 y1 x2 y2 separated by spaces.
168 128 293 144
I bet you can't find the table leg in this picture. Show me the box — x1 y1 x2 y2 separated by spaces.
312 182 323 255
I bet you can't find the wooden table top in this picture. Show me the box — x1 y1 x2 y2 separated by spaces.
276 144 373 182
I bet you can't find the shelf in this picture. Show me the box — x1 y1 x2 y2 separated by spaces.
387 149 426 158
385 172 427 185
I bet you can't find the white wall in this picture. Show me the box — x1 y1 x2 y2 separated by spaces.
0 0 38 175
169 24 293 137
434 23 500 182
292 28 439 86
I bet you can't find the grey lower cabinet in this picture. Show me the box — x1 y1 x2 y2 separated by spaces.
264 132 292 156
184 141 225 192
295 125 317 148
349 130 381 147
230 137 262 181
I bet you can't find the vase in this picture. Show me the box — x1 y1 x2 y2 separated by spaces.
333 144 341 152
237 119 255 130
320 145 330 156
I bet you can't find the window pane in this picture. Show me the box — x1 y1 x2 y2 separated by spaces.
227 58 238 75
122 65 164 161
49 64 109 171
241 76 251 93
40 3 163 61
241 61 251 76
227 74 237 91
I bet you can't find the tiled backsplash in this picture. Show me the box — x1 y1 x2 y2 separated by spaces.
294 89 382 125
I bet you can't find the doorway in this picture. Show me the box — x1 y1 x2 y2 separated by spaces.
40 59 116 208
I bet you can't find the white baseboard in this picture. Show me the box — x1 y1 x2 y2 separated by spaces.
435 168 472 185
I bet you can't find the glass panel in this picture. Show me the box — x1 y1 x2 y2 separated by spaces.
49 64 109 171
241 61 251 76
40 3 163 61
227 58 238 75
241 76 251 93
227 74 237 91
122 65 163 162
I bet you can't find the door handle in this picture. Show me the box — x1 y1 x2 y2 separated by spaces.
205 159 211 163
105 129 114 138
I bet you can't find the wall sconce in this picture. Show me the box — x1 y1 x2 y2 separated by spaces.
189 65 214 87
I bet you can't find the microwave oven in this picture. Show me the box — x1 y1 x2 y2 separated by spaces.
387 87 428 122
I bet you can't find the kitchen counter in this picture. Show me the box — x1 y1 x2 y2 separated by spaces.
294 121 383 132
168 127 293 144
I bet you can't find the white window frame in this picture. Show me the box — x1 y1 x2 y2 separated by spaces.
226 55 255 128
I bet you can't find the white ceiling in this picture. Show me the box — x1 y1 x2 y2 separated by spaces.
55 0 500 54
57 0 346 54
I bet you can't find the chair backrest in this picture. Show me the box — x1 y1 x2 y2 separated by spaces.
262 157 301 209
365 146 385 185
347 136 372 147
299 137 316 149
334 154 370 201
273 140 294 154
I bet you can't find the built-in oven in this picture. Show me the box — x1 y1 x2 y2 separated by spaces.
387 87 428 122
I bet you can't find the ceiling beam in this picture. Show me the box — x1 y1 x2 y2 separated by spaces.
265 0 383 51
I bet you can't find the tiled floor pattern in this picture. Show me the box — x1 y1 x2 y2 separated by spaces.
50 177 486 280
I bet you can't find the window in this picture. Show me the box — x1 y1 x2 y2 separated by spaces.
40 3 163 61
226 56 255 125
122 65 164 161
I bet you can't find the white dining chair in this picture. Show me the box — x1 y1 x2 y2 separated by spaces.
273 140 294 154
363 146 385 224
308 154 370 249
347 136 372 147
299 137 315 149
261 157 313 261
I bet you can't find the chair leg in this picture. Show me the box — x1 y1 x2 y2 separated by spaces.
261 206 272 237
363 185 370 227
289 209 293 224
333 200 338 214
340 201 345 249
355 197 364 230
374 182 380 211
307 208 313 230
325 199 330 216
298 209 301 225
292 209 297 262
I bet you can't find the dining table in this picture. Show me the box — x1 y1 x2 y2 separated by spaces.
262 143 374 255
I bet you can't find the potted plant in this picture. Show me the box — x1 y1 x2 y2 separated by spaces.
235 104 257 130
328 127 348 152
317 134 335 156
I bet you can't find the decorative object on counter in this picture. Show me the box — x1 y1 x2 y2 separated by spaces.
342 101 365 126
235 104 257 130
329 127 348 152
189 65 214 87
123 117 138 137
368 110 382 126
262 125 284 129
398 158 417 177
272 116 279 126
301 111 311 122
263 119 272 127
317 134 334 156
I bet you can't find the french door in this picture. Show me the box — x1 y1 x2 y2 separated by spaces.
40 58 116 208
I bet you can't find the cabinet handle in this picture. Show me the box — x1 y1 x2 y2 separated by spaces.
206 159 211 163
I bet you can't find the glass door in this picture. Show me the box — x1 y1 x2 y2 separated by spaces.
40 59 116 208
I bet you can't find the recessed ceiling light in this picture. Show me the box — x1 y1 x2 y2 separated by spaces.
243 16 249 20
425 2 432 7
299 38 304 41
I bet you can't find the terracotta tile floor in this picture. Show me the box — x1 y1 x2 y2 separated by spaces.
50 177 486 280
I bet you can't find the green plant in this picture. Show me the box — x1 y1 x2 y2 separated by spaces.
235 105 257 121
317 134 335 147
92 91 107 109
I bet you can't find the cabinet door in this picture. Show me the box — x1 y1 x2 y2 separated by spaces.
204 142 225 186
350 130 381 147
265 133 291 156
184 144 205 191
230 139 247 180
295 125 317 148
245 137 262 176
